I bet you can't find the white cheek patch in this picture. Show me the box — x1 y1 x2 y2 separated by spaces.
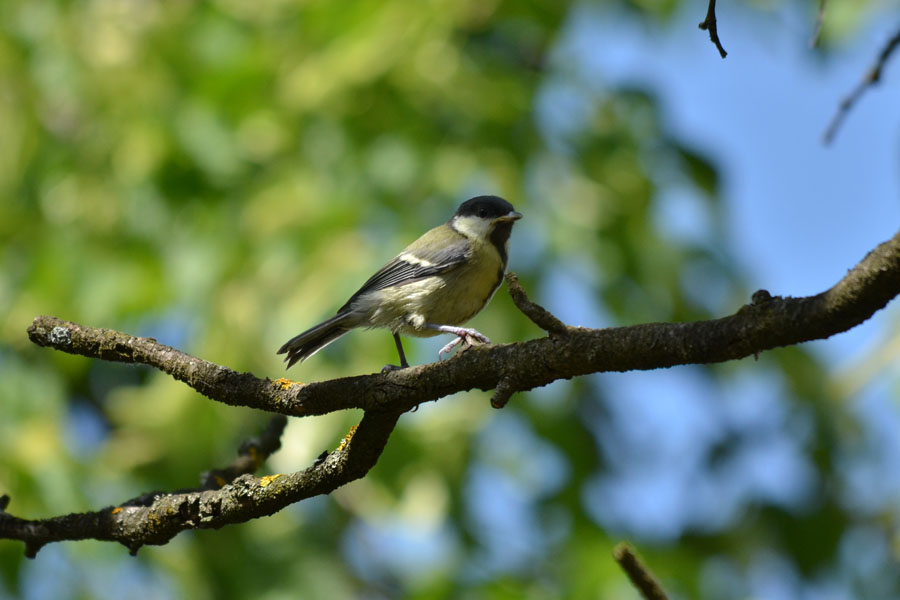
451 215 492 240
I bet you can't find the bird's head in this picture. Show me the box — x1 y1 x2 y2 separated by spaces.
450 195 522 241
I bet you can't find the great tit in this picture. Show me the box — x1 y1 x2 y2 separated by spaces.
278 196 522 370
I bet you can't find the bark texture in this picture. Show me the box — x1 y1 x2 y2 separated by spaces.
3 228 899 555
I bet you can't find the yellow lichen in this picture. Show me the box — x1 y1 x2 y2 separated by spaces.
259 473 284 488
337 425 358 452
273 377 302 389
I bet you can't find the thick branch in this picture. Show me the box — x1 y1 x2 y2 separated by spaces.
26 319 300 415
7 228 900 554
0 411 399 556
26 228 900 418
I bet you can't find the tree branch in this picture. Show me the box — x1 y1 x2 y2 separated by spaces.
200 415 288 490
824 26 900 144
5 227 900 555
699 0 727 59
26 319 300 415
26 227 900 418
614 543 669 600
0 411 400 556
504 272 568 335
810 0 827 48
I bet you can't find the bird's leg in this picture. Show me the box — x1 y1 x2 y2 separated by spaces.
426 324 491 361
381 333 410 373
394 333 410 367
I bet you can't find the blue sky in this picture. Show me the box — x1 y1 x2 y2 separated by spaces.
544 2 900 596
10 2 900 598
444 2 900 597
568 1 900 293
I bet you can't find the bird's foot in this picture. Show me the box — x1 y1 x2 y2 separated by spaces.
437 327 491 361
381 363 408 374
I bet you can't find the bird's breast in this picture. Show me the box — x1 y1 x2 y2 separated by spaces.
415 241 505 329
355 240 505 336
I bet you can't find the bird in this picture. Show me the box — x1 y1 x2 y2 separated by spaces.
278 195 522 371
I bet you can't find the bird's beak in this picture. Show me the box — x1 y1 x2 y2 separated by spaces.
494 211 523 223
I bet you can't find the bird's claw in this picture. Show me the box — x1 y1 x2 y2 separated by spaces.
438 337 463 360
438 328 491 361
465 330 491 345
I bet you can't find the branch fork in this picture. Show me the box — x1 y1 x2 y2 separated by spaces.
4 227 900 555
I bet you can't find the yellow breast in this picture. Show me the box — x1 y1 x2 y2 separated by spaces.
358 238 505 337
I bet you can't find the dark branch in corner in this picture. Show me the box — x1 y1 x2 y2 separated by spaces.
614 543 670 600
4 228 900 555
699 0 727 58
824 26 900 144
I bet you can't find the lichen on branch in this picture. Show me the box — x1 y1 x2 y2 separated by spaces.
3 227 900 556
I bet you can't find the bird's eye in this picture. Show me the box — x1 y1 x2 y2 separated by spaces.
478 208 487 218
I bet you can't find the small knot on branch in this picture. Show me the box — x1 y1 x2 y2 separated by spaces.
24 541 45 559
505 273 568 336
751 289 773 305
490 377 517 409
0 494 10 512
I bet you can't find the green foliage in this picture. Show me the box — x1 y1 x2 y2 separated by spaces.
0 0 894 598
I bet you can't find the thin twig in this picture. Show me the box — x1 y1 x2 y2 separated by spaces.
201 415 288 489
698 0 727 58
613 543 669 600
113 415 290 512
505 272 568 335
824 27 900 144
810 0 827 48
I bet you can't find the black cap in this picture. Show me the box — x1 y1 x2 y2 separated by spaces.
455 196 516 219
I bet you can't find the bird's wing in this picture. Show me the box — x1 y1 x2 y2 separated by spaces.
338 237 471 313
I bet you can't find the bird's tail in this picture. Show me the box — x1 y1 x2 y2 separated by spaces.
277 312 356 368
